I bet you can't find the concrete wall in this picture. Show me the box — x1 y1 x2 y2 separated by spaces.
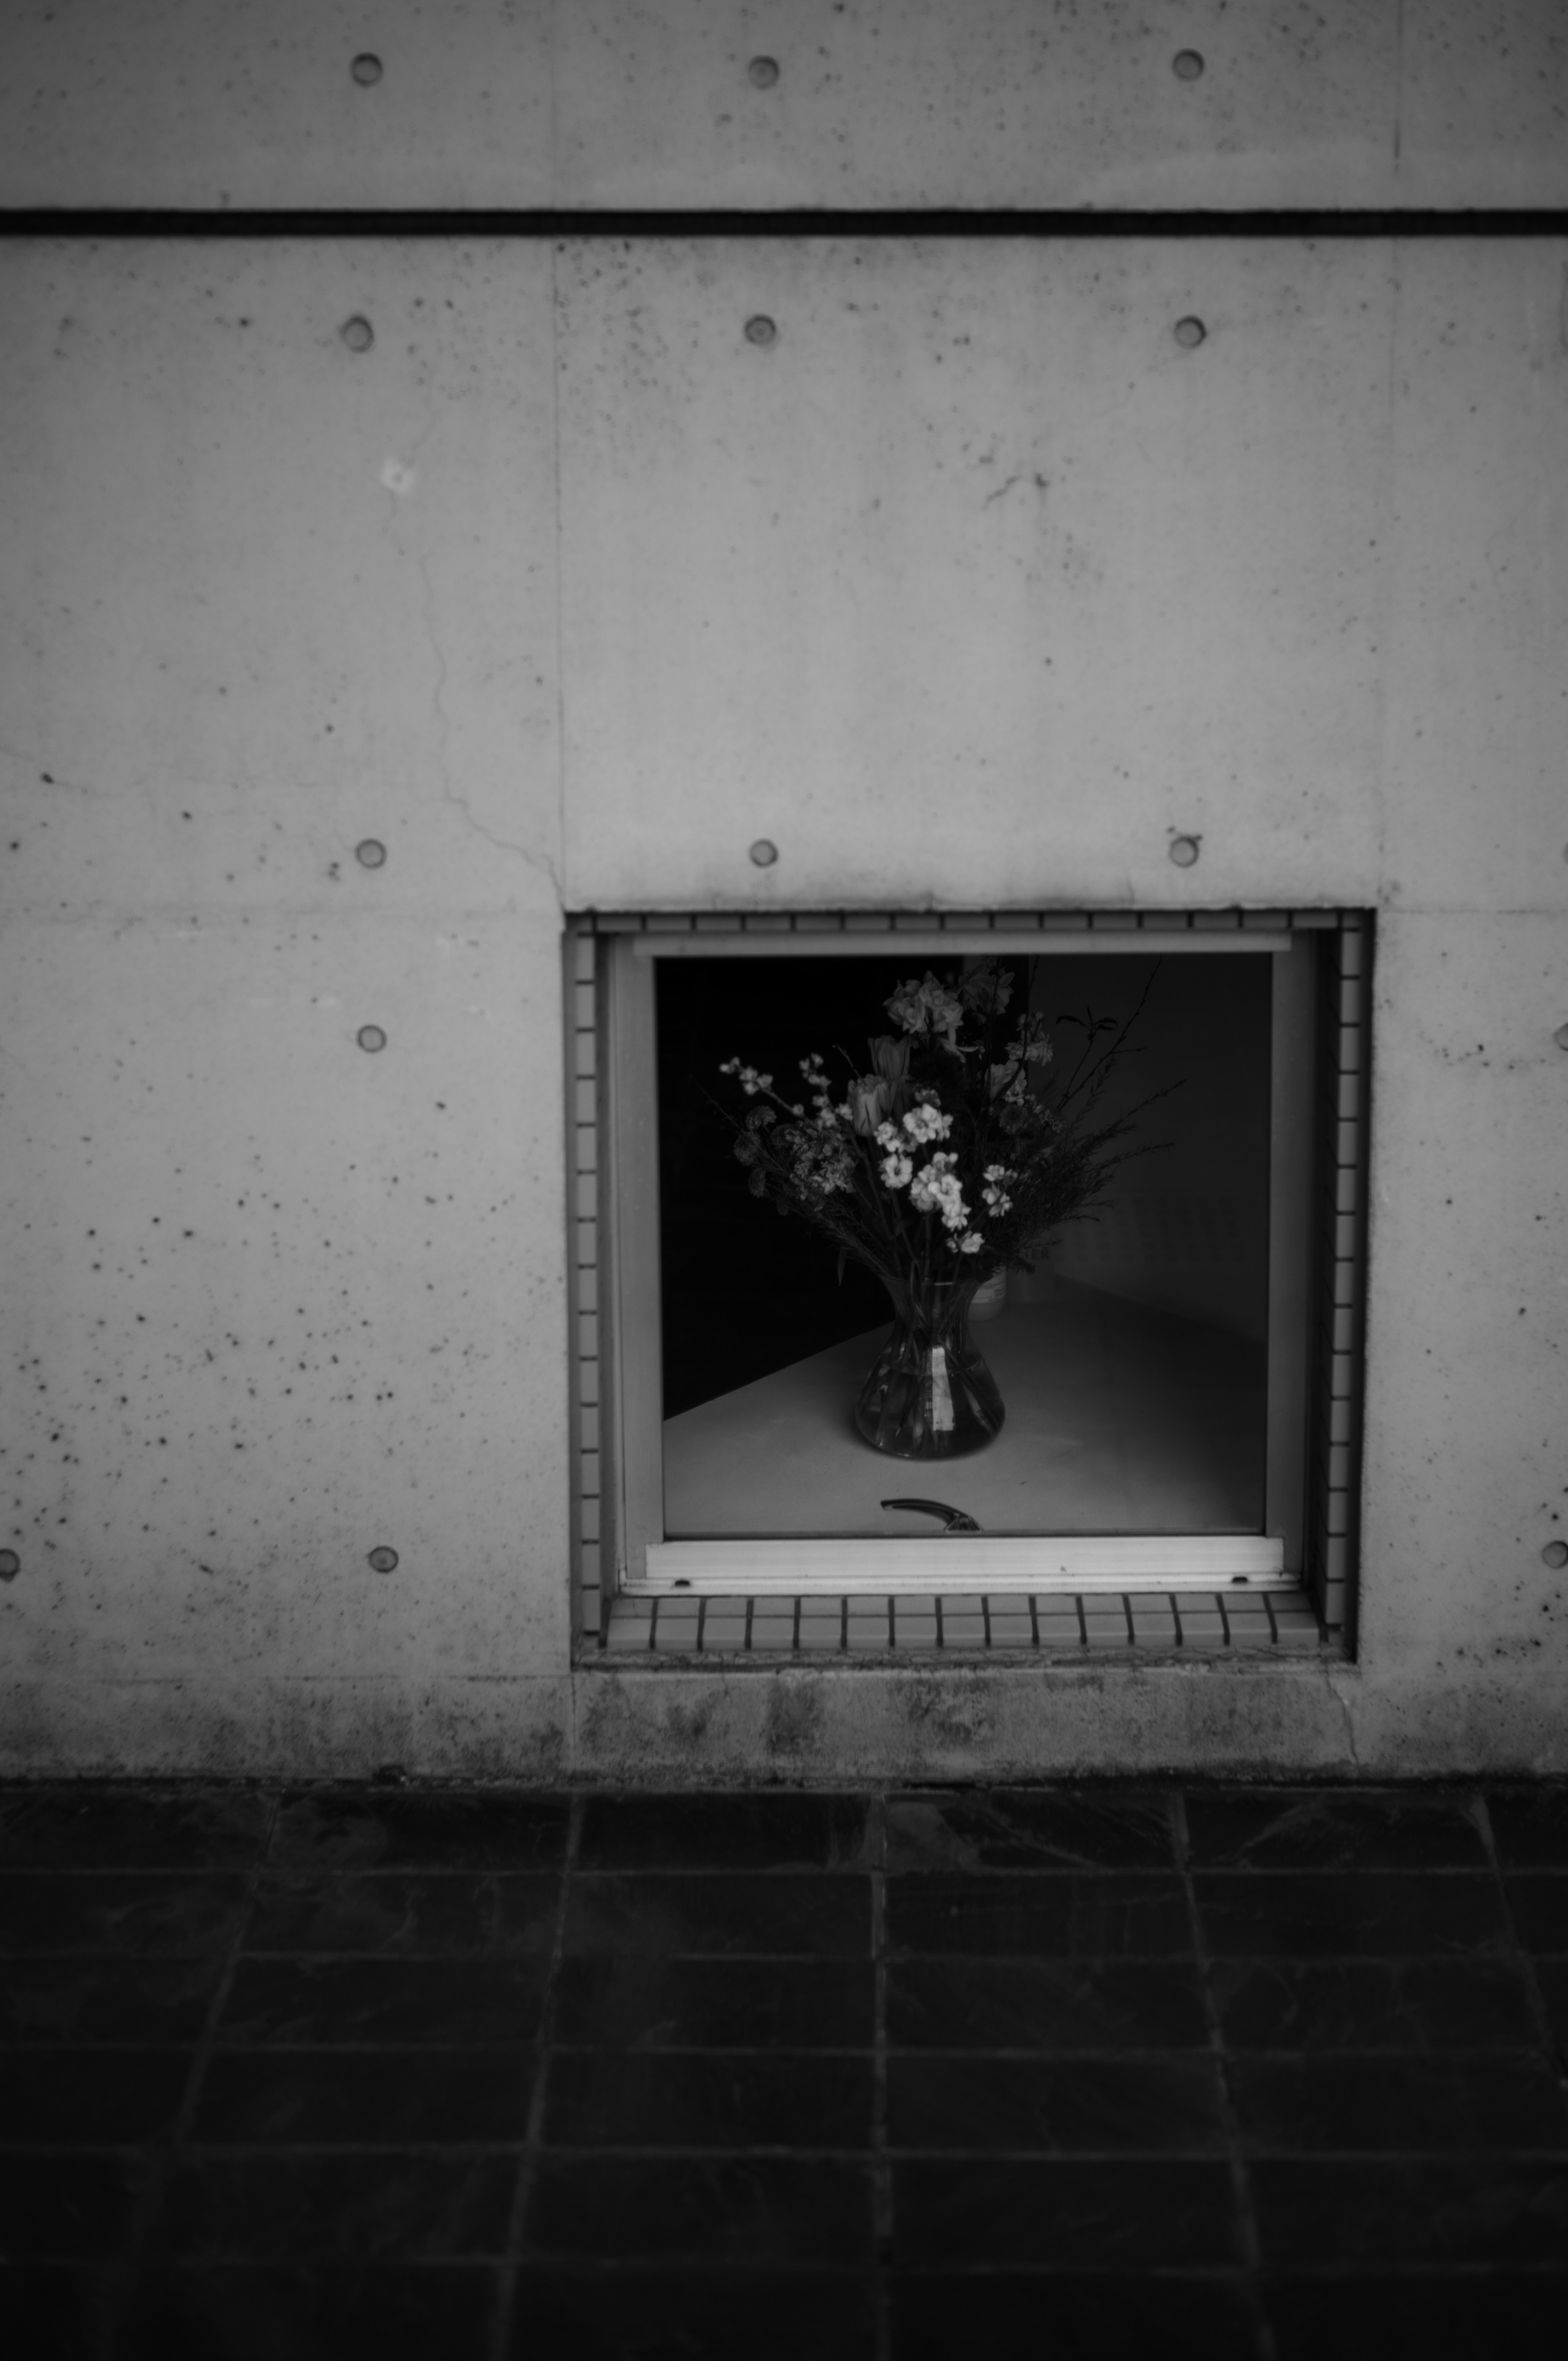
1 2 1565 1778
3 1 1566 212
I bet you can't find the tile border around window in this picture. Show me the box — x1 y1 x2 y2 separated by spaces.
567 910 1370 1668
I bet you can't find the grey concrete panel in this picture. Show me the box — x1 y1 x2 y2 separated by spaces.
0 241 561 921
2 2 1563 212
1359 910 1568 1681
558 238 1392 912
0 912 572 1679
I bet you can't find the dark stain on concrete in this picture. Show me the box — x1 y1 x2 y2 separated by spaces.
896 1670 997 1755
764 1677 826 1759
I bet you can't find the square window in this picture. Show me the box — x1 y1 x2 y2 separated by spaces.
570 914 1367 1652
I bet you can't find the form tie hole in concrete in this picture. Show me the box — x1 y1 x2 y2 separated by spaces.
367 1546 400 1573
340 316 374 353
748 56 781 88
1173 50 1205 80
1174 317 1207 350
0 1551 19 1582
351 54 384 85
1168 834 1201 868
745 315 778 347
356 1025 388 1053
749 838 780 867
1543 1541 1568 1571
1555 1023 1568 1052
355 839 388 869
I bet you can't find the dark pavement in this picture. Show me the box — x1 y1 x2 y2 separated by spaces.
2 1779 1566 2357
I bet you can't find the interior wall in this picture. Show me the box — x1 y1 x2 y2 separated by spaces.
1030 954 1274 1345
1 2 1565 1777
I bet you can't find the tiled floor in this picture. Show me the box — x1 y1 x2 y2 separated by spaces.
2 1781 1566 2359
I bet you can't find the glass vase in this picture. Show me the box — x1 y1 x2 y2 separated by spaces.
853 1273 1006 1460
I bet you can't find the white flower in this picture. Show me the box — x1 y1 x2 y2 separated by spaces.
958 1231 985 1255
981 1164 1016 1216
879 1150 914 1190
719 1059 773 1097
901 1103 952 1146
886 972 966 1043
909 1153 970 1233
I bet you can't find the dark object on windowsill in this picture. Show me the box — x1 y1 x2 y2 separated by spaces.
882 1498 983 1533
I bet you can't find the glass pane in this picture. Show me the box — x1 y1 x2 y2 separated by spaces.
657 950 1271 1538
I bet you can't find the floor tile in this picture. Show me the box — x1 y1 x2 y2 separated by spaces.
6 1772 1568 2349
889 2271 1262 2361
886 1957 1211 2050
191 2049 536 2144
564 1873 870 1958
510 2266 878 2361
1209 1955 1542 2051
0 1786 272 1872
1503 1873 1568 1953
887 2052 1228 2152
1229 2054 1568 2152
1487 1787 1568 1868
524 2155 875 2263
0 1954 222 2045
0 2151 149 2257
147 2150 517 2259
270 1790 569 1873
553 1954 874 2050
891 2158 1241 2267
885 1872 1194 1957
214 1956 548 2045
244 1873 559 1958
1185 1790 1489 1871
0 2049 192 2144
0 2263 109 2361
1263 2271 1568 2361
1252 2156 1568 2265
1193 1871 1511 1957
544 2049 874 2149
0 1873 249 1958
1531 1958 1568 2048
116 2263 499 2361
885 1788 1177 1873
576 1792 871 1873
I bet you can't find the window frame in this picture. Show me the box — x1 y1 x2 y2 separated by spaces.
571 911 1367 1638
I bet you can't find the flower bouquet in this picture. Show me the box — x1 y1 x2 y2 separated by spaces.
719 958 1174 1460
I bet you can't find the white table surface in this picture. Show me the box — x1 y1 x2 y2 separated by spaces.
664 1277 1266 1539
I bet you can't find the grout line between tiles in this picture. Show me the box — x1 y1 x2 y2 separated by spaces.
870 1791 892 2361
1474 1792 1568 2096
488 1790 581 2361
96 1790 282 2359
1172 1792 1278 2361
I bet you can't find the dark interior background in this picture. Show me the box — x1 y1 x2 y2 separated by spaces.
658 956 907 1415
1029 952 1274 1341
